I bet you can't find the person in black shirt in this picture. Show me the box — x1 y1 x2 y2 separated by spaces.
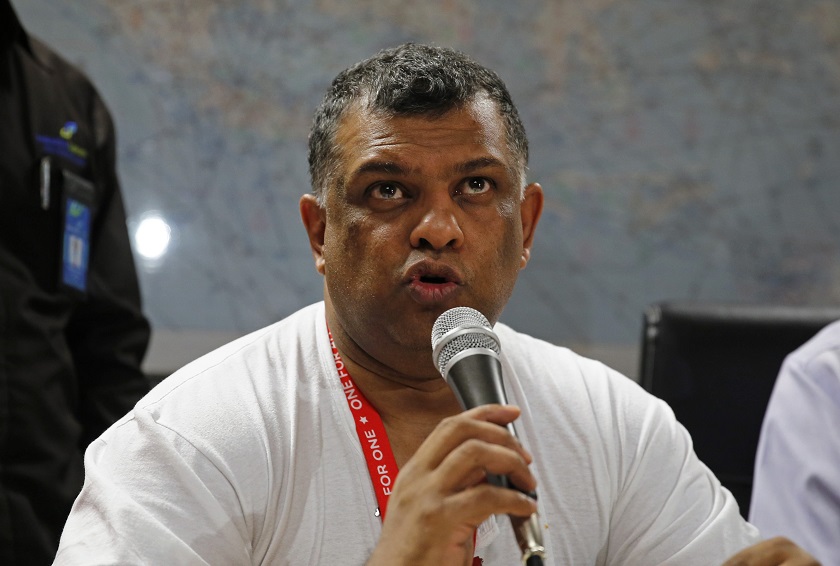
0 1 151 563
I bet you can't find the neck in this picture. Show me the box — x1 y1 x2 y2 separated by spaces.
326 308 463 466
346 358 462 467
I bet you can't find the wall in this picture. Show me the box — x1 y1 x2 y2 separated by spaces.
16 0 840 380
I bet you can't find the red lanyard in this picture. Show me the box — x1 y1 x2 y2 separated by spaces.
328 326 399 519
328 324 483 564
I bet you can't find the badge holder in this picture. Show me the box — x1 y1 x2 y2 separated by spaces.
59 169 95 296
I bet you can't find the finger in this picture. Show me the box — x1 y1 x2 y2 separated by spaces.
433 438 537 494
410 405 532 471
463 403 522 427
720 537 821 566
441 481 539 524
465 405 534 463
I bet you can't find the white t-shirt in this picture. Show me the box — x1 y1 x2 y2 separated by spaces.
749 319 840 565
55 302 759 565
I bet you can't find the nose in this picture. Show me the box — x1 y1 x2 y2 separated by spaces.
409 197 464 251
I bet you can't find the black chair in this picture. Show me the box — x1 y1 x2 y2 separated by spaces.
638 301 840 519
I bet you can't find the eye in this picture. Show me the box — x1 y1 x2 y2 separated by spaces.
459 177 493 196
369 182 405 200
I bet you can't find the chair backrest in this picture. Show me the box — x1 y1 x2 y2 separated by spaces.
638 301 840 519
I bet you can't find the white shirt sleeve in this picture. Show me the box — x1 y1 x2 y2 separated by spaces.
54 409 258 566
494 328 760 565
749 322 840 565
601 372 760 564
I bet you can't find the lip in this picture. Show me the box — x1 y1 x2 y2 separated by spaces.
402 261 464 305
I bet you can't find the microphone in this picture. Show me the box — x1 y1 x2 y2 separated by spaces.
431 307 546 565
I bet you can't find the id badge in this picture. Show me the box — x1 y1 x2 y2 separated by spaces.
60 170 95 295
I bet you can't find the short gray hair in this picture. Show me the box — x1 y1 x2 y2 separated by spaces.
307 43 529 202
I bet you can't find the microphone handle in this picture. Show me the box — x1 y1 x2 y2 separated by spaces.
445 354 522 489
445 354 546 563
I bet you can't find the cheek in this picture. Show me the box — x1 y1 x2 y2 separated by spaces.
488 216 525 287
324 207 363 256
340 220 364 256
496 206 524 263
326 217 395 279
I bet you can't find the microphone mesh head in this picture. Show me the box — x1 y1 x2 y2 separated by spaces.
431 307 501 377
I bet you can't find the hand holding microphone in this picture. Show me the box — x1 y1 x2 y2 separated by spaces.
368 306 545 566
367 402 538 566
431 307 546 565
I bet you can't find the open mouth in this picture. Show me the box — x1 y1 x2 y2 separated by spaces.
404 262 462 304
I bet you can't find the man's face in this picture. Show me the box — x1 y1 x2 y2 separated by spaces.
303 96 542 373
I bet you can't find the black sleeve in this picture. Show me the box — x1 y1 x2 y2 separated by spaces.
66 89 151 448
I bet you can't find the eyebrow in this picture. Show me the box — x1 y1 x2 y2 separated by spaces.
351 156 506 180
453 156 507 174
352 161 409 178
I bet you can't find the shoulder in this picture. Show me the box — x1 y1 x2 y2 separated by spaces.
153 302 322 375
28 35 98 100
493 324 756 561
71 303 335 559
775 319 840 402
761 319 840 438
493 321 613 380
144 302 326 397
785 319 840 376
27 35 121 142
495 322 654 400
494 322 671 435
124 302 329 442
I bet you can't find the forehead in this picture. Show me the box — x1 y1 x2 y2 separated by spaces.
332 97 514 181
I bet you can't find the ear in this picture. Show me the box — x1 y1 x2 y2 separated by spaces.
519 182 544 269
300 194 327 275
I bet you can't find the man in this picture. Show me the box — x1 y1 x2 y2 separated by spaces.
749 319 840 565
55 43 814 565
0 1 151 564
